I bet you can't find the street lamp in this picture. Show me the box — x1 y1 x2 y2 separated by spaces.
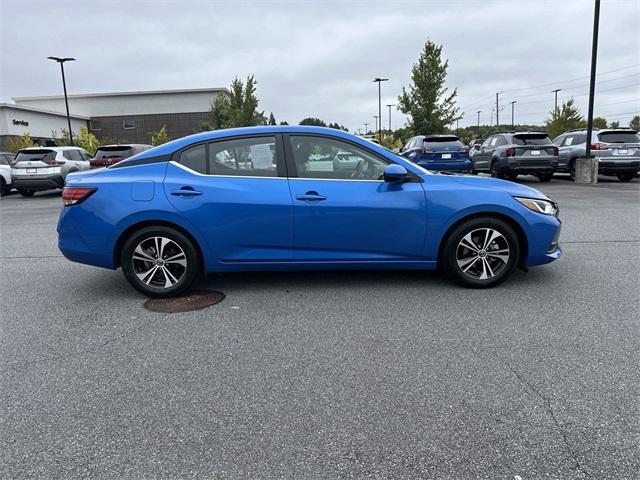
385 104 395 132
510 100 517 128
372 77 388 143
373 115 379 134
552 88 562 111
476 110 481 137
364 122 369 135
47 56 75 146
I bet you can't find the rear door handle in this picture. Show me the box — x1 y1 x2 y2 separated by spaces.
171 187 202 197
295 191 327 202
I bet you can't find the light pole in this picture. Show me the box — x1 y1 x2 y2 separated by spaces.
476 110 481 137
373 115 379 134
364 122 369 135
385 104 395 132
510 100 517 128
552 88 562 111
373 77 388 143
584 0 601 162
47 56 75 146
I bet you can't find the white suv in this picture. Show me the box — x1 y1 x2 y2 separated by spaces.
11 146 92 197
0 151 15 196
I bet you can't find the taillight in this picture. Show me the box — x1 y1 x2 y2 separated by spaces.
553 147 559 156
62 187 96 206
459 148 469 154
591 142 608 151
506 147 516 157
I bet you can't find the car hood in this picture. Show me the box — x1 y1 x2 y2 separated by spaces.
448 174 551 200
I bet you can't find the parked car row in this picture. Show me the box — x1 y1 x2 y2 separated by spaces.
0 144 152 197
399 128 640 183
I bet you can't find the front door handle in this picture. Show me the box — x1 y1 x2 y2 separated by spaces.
171 186 202 197
295 191 327 202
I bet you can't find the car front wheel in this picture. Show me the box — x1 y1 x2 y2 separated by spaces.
616 172 635 182
18 189 35 197
537 173 553 182
0 178 9 196
490 161 505 179
442 217 520 288
121 226 201 298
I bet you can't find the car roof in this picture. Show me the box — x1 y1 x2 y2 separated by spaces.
19 146 86 151
130 126 388 161
98 144 152 148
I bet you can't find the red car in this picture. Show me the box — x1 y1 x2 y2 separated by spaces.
90 144 152 169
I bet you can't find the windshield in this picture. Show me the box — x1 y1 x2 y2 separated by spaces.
597 131 639 144
94 147 134 159
15 150 56 162
512 134 551 145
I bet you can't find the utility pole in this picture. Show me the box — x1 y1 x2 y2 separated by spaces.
476 110 481 137
511 100 517 129
386 104 395 132
47 56 76 146
456 118 459 136
584 0 601 162
373 77 388 143
552 88 562 111
495 92 500 127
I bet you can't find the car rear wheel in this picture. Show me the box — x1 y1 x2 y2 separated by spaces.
442 217 520 288
490 161 505 179
537 173 553 182
121 226 201 298
616 173 635 182
0 178 9 196
569 160 576 180
18 189 35 197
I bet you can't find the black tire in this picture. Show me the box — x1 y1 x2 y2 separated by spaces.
617 173 635 182
0 178 9 197
537 173 553 182
18 189 35 197
441 217 520 289
507 173 519 181
121 226 201 298
490 160 505 179
569 159 576 180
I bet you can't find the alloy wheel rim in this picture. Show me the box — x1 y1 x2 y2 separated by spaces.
456 228 510 280
132 237 187 289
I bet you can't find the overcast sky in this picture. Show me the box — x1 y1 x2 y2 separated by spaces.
1 0 638 132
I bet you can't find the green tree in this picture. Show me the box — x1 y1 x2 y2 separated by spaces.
150 125 170 146
5 131 35 153
592 117 608 129
76 126 100 154
544 99 586 139
268 112 277 125
608 120 620 129
379 133 403 151
279 121 289 126
299 117 326 127
398 40 460 135
210 75 266 129
328 122 348 131
629 115 640 131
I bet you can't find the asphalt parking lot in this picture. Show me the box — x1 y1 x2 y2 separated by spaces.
1 175 639 479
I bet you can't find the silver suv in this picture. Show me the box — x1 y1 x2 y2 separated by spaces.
552 128 640 182
11 146 92 197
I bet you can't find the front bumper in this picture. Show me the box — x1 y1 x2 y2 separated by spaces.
12 174 64 191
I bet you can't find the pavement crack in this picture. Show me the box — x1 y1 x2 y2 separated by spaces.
504 363 592 478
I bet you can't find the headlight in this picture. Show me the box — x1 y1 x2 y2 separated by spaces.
514 197 559 216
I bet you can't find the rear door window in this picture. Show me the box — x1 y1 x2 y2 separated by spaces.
512 134 552 145
208 136 278 177
597 131 640 144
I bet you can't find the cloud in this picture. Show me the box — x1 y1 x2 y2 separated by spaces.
1 0 638 131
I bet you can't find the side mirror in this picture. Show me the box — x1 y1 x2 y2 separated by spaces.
384 164 408 183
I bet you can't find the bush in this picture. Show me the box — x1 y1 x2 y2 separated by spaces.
5 132 35 153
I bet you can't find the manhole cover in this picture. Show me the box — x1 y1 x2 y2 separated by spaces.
144 290 225 313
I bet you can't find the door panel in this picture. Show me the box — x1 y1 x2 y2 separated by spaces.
290 179 427 260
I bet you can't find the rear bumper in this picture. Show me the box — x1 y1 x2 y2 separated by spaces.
598 158 639 173
506 157 557 174
12 175 64 191
418 159 472 172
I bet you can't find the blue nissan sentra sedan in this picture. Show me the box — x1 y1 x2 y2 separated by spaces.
58 126 561 297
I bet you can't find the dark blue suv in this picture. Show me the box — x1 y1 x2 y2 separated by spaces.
401 135 471 173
